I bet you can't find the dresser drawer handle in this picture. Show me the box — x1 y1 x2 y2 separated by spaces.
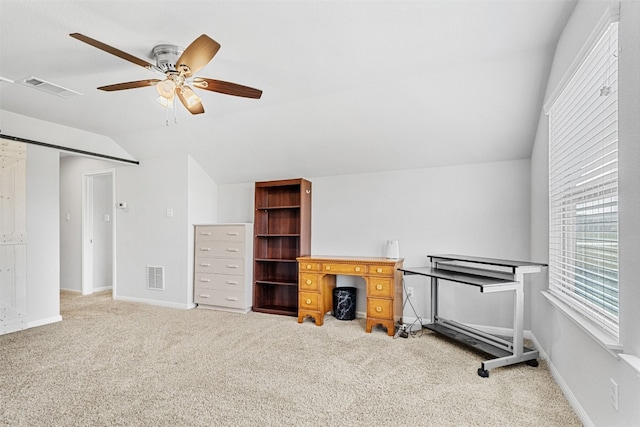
376 284 383 291
226 232 239 236
305 298 312 305
325 266 331 271
376 268 383 273
199 294 210 298
200 263 211 267
225 297 238 301
376 306 383 313
200 247 211 251
227 280 239 285
306 264 312 269
199 232 212 236
199 278 211 282
306 279 312 285
226 248 239 252
355 267 361 272
226 264 239 269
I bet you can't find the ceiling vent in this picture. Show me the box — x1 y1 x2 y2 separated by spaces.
18 76 82 99
146 265 165 291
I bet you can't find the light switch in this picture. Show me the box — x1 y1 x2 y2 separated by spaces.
66 213 71 221
166 208 174 218
104 214 110 222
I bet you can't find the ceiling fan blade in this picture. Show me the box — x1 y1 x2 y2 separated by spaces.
98 80 161 91
70 33 162 73
176 86 205 115
192 78 262 99
175 35 221 77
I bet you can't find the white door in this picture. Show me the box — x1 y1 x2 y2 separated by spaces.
0 139 27 334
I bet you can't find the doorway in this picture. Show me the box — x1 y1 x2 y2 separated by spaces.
82 170 116 296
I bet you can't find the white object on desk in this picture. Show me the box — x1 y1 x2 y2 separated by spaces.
385 240 399 258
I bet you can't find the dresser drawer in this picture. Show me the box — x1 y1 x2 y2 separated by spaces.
195 241 244 258
195 289 245 309
321 263 366 275
367 298 392 320
195 259 244 275
195 273 243 291
299 273 320 291
369 264 395 276
195 225 245 242
367 277 393 298
299 292 319 311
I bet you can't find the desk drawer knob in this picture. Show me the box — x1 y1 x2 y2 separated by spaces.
376 268 382 273
306 264 312 269
306 279 312 285
376 306 382 313
376 284 383 291
355 267 361 272
325 266 331 271
306 298 312 305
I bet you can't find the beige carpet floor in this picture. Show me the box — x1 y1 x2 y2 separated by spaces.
0 291 582 426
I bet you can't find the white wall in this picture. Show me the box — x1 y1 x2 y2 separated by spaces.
115 155 190 307
25 145 61 327
187 155 217 305
219 159 533 329
529 1 640 425
0 110 135 162
60 156 120 292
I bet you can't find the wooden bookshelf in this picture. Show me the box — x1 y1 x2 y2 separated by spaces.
253 178 311 316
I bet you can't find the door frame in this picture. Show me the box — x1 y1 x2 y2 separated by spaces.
81 168 116 296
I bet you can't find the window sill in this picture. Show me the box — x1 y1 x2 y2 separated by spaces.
541 290 623 357
619 354 640 377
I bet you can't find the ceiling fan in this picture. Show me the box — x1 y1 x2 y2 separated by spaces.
70 33 262 115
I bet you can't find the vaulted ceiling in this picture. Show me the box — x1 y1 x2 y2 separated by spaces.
0 0 575 184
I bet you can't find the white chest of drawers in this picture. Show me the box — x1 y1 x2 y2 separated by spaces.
194 223 253 313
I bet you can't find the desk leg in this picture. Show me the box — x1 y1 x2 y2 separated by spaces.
431 276 438 323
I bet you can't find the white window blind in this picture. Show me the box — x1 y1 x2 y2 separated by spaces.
548 22 619 338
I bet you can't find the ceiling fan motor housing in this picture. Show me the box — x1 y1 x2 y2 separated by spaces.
151 44 184 73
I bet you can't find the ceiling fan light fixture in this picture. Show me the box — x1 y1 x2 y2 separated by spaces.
157 95 174 108
156 79 176 99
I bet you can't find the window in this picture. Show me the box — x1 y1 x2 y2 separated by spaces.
548 22 619 338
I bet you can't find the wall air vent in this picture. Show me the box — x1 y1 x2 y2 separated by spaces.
18 76 82 99
146 265 165 291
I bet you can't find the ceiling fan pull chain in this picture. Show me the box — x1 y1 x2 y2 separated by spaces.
174 101 178 125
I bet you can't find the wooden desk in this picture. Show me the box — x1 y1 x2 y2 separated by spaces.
296 256 404 336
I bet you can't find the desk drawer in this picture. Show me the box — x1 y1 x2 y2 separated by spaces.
195 225 245 242
322 263 366 275
367 298 392 320
369 264 395 276
195 241 244 258
300 262 321 272
299 273 320 291
367 277 393 298
299 292 319 311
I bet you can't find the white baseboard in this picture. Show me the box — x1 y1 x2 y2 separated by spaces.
60 287 81 293
93 285 113 293
528 332 593 427
28 315 63 329
114 295 190 310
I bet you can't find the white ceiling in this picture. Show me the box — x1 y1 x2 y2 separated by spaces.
0 0 575 184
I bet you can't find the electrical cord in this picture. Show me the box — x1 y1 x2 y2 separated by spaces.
393 277 424 339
